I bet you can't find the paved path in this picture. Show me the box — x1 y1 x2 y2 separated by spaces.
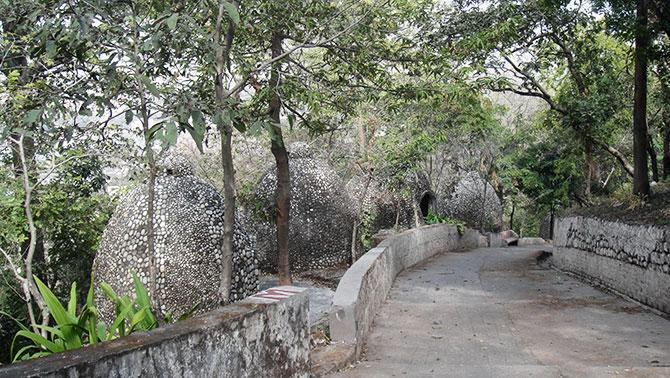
333 246 670 377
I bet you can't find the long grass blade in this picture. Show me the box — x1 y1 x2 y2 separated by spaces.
13 330 62 357
67 282 77 317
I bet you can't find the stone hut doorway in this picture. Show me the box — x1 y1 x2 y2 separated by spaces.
419 191 436 217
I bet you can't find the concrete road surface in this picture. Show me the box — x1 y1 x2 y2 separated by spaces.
332 246 670 378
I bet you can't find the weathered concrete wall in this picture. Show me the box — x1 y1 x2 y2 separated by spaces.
553 216 670 315
328 224 482 357
518 237 549 246
0 287 310 378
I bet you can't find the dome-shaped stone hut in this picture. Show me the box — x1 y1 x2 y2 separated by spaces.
251 143 356 272
438 171 502 231
346 170 436 236
346 176 399 233
92 153 258 320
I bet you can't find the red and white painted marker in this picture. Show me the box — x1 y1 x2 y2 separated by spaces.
252 287 303 303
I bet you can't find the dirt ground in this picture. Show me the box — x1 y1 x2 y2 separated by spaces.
567 184 670 226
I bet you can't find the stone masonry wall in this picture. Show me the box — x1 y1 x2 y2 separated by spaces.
0 287 310 378
553 216 670 314
329 224 484 358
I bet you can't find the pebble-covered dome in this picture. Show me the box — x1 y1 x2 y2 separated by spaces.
347 171 436 236
92 153 259 320
346 176 400 233
251 143 356 272
438 171 502 231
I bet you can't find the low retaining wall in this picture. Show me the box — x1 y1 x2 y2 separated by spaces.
553 216 670 315
328 224 482 358
0 286 310 378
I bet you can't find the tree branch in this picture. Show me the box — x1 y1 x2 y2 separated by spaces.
594 139 635 178
224 0 389 100
502 56 567 114
550 32 587 95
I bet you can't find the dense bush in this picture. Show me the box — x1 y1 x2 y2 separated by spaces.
0 155 115 363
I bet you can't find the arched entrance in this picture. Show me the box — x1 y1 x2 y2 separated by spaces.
419 191 436 217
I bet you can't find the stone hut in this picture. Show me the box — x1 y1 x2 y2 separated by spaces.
438 171 502 231
346 170 436 236
251 143 356 272
92 153 258 320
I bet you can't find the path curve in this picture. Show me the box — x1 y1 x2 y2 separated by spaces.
332 246 670 377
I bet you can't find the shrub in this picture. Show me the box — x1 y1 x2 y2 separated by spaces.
424 210 466 236
10 273 197 362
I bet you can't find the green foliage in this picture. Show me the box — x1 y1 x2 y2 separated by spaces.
424 210 465 236
0 270 28 363
11 274 149 361
0 155 114 363
609 183 646 210
10 272 196 361
0 166 27 248
37 154 115 301
359 208 378 250
0 154 115 301
499 123 583 210
248 196 276 225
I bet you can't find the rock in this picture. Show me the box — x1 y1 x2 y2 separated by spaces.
501 230 519 239
346 171 436 236
539 215 554 240
487 232 504 248
478 235 489 248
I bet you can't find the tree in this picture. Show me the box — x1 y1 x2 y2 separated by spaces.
447 0 636 198
633 0 651 196
1 0 103 336
220 0 432 280
211 0 241 302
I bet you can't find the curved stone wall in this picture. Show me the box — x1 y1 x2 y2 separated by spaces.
553 216 670 314
328 224 484 358
0 287 310 378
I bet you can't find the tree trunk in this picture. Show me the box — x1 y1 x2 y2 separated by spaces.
549 205 555 240
10 133 46 268
509 201 515 232
133 11 160 314
598 142 635 178
140 100 159 312
218 126 236 301
480 174 488 230
657 60 670 180
394 199 401 229
214 0 239 303
633 0 651 196
648 133 659 182
357 122 367 161
584 137 593 198
352 170 372 264
11 135 51 336
269 31 292 286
